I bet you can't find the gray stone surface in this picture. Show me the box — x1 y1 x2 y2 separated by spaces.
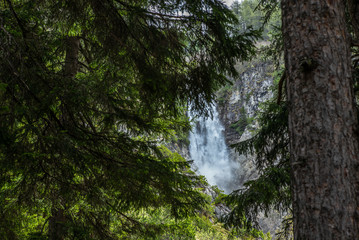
217 61 274 188
217 61 285 237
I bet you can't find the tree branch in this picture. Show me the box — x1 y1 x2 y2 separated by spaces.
277 72 286 105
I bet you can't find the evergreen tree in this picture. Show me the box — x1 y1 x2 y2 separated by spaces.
282 1 359 238
0 0 259 239
230 0 281 39
225 0 359 239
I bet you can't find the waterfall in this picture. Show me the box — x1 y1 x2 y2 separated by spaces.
189 104 237 194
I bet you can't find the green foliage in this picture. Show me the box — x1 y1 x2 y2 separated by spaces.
0 0 259 239
260 25 283 69
232 0 283 68
224 100 291 234
110 184 244 240
216 83 233 104
230 115 247 136
230 107 253 136
127 207 234 240
169 121 191 147
231 0 281 40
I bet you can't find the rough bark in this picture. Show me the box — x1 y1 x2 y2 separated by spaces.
64 36 80 78
282 0 359 239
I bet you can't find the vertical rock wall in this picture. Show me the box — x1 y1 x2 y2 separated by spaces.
217 61 285 235
217 61 274 188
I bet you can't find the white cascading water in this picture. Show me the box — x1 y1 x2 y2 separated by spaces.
189 104 237 194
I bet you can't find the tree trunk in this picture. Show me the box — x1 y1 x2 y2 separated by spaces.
48 208 67 240
64 36 80 78
48 36 80 240
281 0 359 239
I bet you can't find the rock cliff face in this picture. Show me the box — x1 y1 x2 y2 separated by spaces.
217 61 274 188
217 61 284 235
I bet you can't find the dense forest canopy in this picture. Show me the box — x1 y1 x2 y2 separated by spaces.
0 0 259 239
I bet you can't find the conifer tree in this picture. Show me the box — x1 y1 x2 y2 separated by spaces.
0 0 259 238
282 1 359 238
225 0 359 239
